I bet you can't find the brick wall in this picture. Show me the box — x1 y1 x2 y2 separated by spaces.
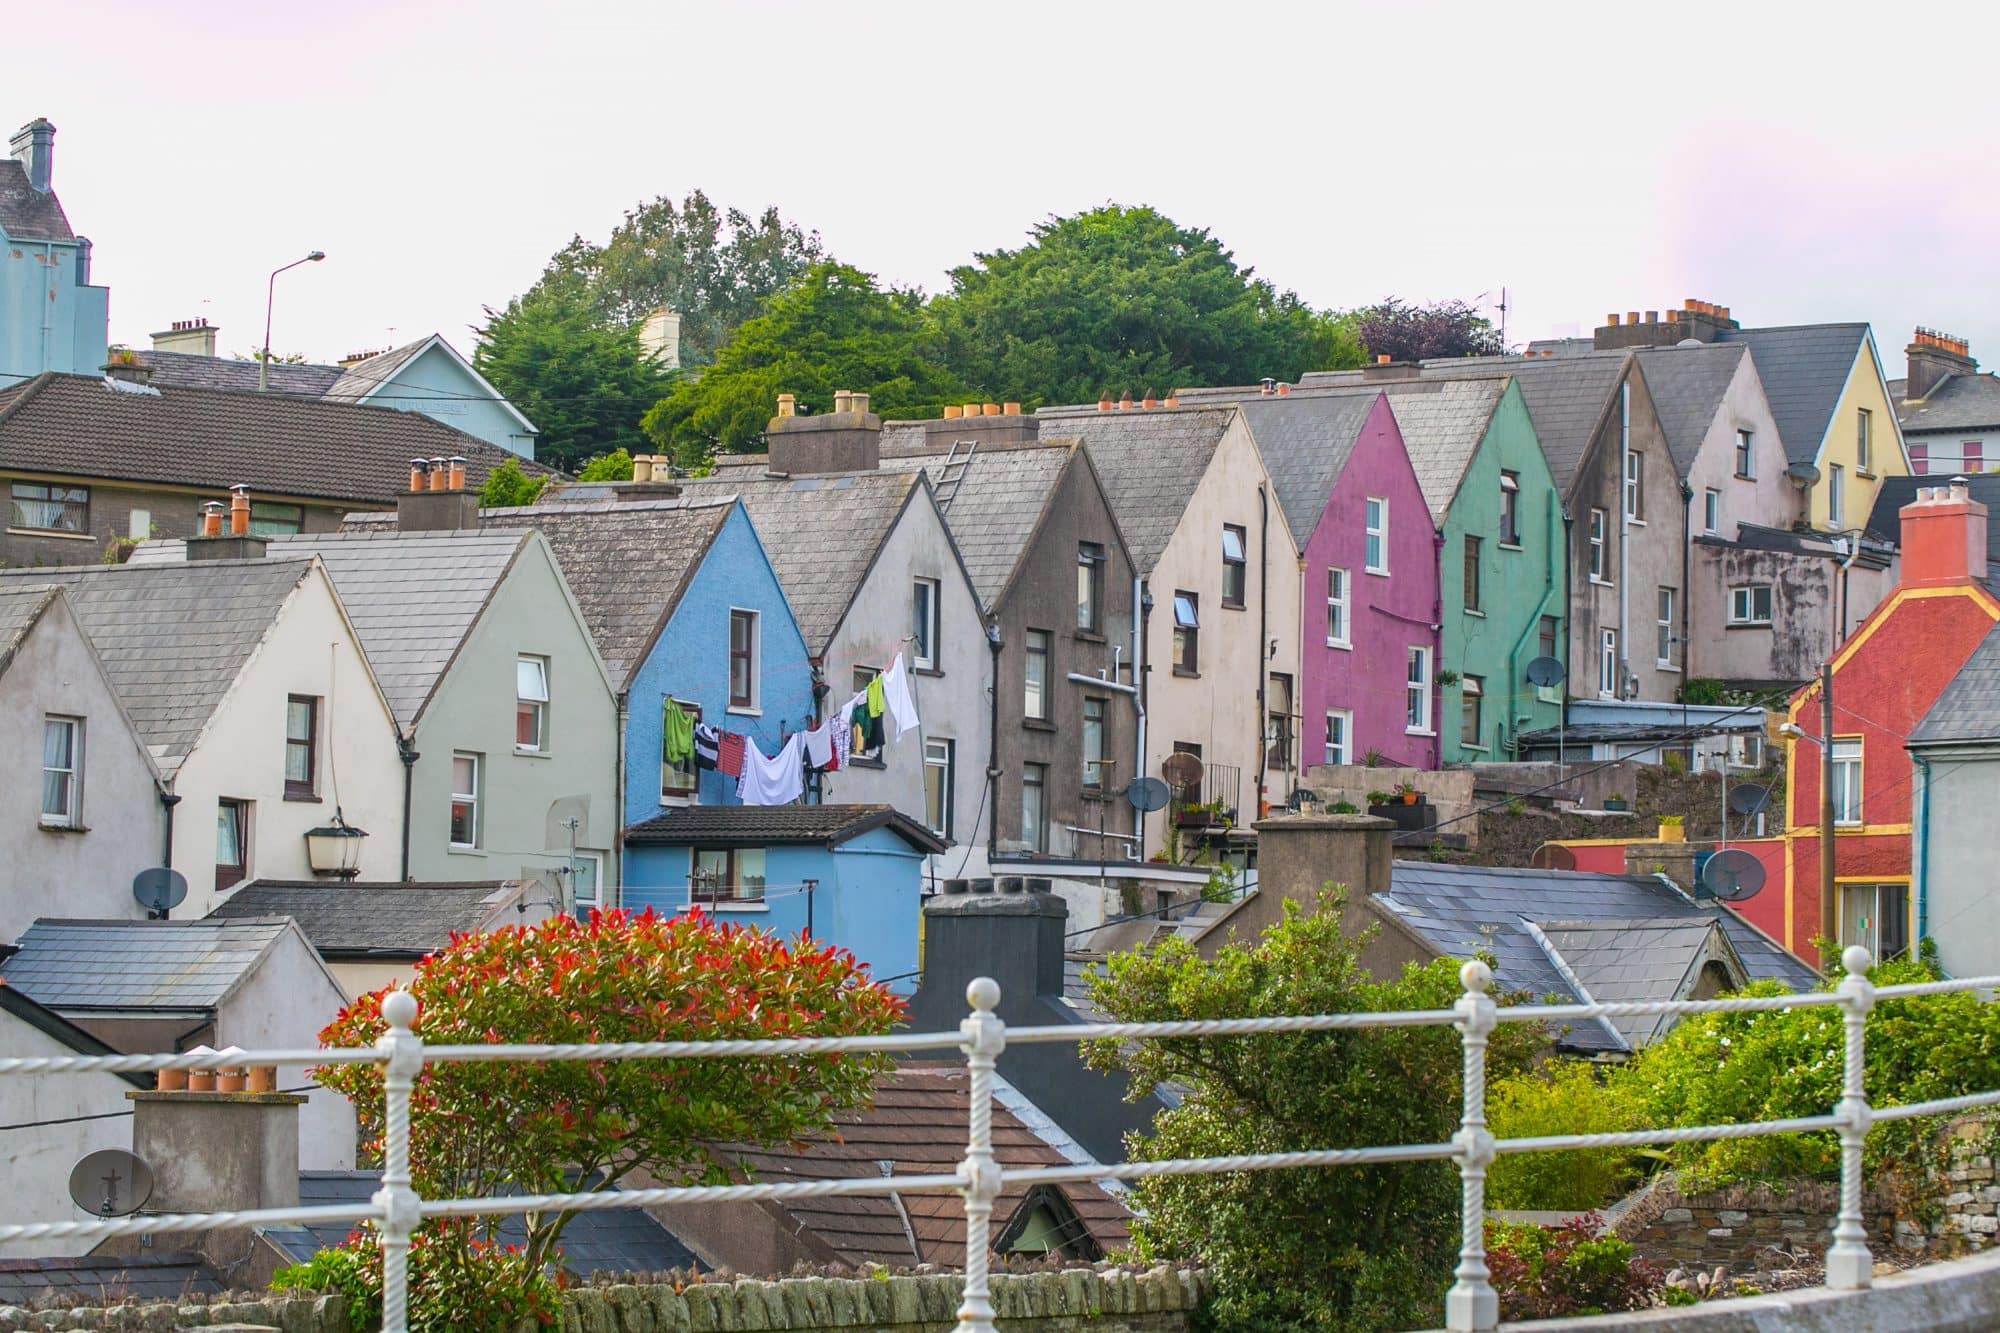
1 476 365 568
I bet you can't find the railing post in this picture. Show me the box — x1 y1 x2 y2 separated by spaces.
373 991 425 1333
1445 960 1498 1332
1825 945 1876 1289
956 977 1006 1332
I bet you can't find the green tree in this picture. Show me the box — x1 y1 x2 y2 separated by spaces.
929 205 1343 407
478 457 545 508
1351 297 1506 362
1082 894 1540 1332
313 909 904 1272
577 447 635 482
642 261 972 466
474 295 674 472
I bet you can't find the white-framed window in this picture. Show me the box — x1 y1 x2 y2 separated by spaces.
925 738 955 837
1827 464 1846 528
1728 731 1764 770
516 656 549 752
1221 525 1247 608
1730 584 1774 625
1460 675 1484 750
1656 587 1679 669
1588 508 1608 581
1499 470 1521 546
1021 763 1047 853
1323 709 1351 766
728 609 760 710
1598 629 1618 699
1405 645 1432 734
1735 429 1755 479
692 847 766 904
9 482 88 533
661 697 701 801
912 578 940 670
1024 629 1051 720
1856 409 1873 472
1076 542 1104 631
569 851 603 911
1364 497 1389 574
1624 449 1644 521
1172 592 1199 673
1325 567 1350 647
1704 488 1720 534
41 716 80 827
450 752 481 848
284 695 319 798
1839 882 1907 960
1831 738 1862 825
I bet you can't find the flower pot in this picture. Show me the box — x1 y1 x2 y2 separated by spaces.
1657 823 1685 843
1401 790 1419 805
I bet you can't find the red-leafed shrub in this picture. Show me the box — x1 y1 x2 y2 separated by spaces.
272 1221 561 1332
1486 1213 1664 1319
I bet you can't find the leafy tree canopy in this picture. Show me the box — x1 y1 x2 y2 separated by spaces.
314 909 903 1272
478 457 546 508
1351 297 1506 363
642 261 972 466
929 205 1354 407
473 297 675 471
576 447 635 482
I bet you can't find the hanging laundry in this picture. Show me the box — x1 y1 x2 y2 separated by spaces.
830 707 853 770
866 673 887 721
854 700 884 753
717 731 747 778
879 654 920 740
662 699 695 766
803 720 838 772
692 723 721 771
737 733 806 805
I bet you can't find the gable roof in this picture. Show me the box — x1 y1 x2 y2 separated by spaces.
0 918 299 1013
1715 324 1871 466
1909 620 2000 746
1865 476 2000 598
0 373 553 506
206 880 529 959
878 444 1087 608
1534 917 1742 1050
0 584 59 679
1897 370 2000 435
0 159 73 241
321 334 539 437
1032 407 1235 574
0 558 317 773
1232 395 1379 543
624 802 948 852
1630 344 1750 475
0 980 150 1087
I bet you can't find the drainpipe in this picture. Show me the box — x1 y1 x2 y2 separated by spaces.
397 735 419 881
158 787 180 878
1680 479 1693 738
613 693 628 903
1131 574 1148 858
1255 486 1268 811
41 240 54 371
1617 382 1631 695
985 622 1001 866
1836 535 1861 651
1560 502 1574 753
1502 498 1560 757
1913 752 1933 949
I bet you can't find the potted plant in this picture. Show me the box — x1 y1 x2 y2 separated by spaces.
1436 668 1461 687
1397 781 1421 806
1604 795 1629 811
1657 814 1686 843
1330 799 1360 814
1365 789 1392 807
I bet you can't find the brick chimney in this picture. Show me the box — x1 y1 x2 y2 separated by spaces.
764 390 882 474
398 455 483 530
1905 328 1977 402
1899 480 1988 587
150 319 218 358
1593 299 1739 350
186 485 269 560
9 118 54 193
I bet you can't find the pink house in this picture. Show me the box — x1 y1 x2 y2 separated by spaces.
1236 392 1440 769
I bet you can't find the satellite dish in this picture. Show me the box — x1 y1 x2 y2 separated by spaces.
1530 842 1577 871
1525 656 1566 688
1701 848 1767 902
1161 751 1204 788
68 1149 153 1218
1125 777 1170 812
1728 784 1772 816
1785 462 1822 487
544 795 590 851
131 868 187 915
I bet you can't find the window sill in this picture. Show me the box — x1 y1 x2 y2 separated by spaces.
38 821 87 834
1073 630 1107 645
1326 640 1352 652
1857 471 1877 481
660 793 697 806
706 901 770 913
1173 667 1200 678
1734 473 1756 483
848 756 887 769
1498 543 1523 553
1588 577 1615 588
448 845 486 857
1656 663 1682 673
912 665 944 678
1465 608 1486 618
283 792 322 803
1626 518 1647 527
1405 728 1436 738
1460 744 1490 754
1023 718 1057 732
514 748 553 759
1081 789 1112 802
1221 600 1246 611
7 527 94 541
1725 621 1774 631
726 706 762 718
1364 567 1390 578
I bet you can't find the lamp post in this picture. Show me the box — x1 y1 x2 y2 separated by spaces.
260 250 326 391
1780 663 1840 953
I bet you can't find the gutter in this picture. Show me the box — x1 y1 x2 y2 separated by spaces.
158 788 181 913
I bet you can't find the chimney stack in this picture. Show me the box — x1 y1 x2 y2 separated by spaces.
765 388 882 474
1898 480 1989 588
150 318 218 358
186 487 269 560
9 118 54 193
398 458 483 530
637 308 682 369
123 1085 305 1269
1594 297 1738 350
1905 327 1978 402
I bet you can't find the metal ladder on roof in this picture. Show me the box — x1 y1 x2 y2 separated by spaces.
932 438 978 510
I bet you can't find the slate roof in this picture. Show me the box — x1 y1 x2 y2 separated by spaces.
625 803 948 852
1379 861 1818 1053
0 918 294 1013
0 1254 223 1306
879 444 1081 608
0 980 151 1087
1031 407 1234 573
0 584 58 679
1232 395 1377 544
1535 918 1737 1049
0 558 315 773
1390 354 1632 493
1715 325 1871 466
0 158 73 241
137 351 343 396
714 1063 1129 1266
321 337 431 404
205 880 527 958
1865 475 2000 599
0 373 553 506
673 470 928 653
1630 344 1749 475
1898 371 2000 435
1909 622 2000 745
264 1172 698 1277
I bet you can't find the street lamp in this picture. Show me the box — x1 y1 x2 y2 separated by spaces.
1780 661 1840 949
304 808 368 878
260 250 326 391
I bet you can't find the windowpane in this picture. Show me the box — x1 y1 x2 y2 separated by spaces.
1539 615 1559 661
912 579 939 668
1221 525 1247 606
925 739 953 836
1463 535 1482 612
1656 587 1677 668
736 848 766 901
1730 584 1774 625
249 502 303 536
1831 739 1862 825
1076 543 1104 631
516 658 549 701
1173 592 1198 672
41 718 77 823
517 657 548 751
1365 498 1388 573
1840 883 1907 960
1499 471 1520 545
451 754 479 846
1624 450 1643 520
1460 675 1484 749
1735 429 1754 478
285 695 316 793
661 698 700 798
1024 630 1050 720
1267 673 1293 770
1324 710 1350 766
729 611 757 708
1021 764 1046 852
1599 630 1618 696
1325 567 1349 645
1405 646 1431 732
1857 409 1872 471
9 482 88 533
1082 698 1106 788
216 799 248 890
1827 464 1845 527
1588 509 1607 580
1704 489 1720 534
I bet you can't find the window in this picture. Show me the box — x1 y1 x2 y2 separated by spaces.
569 852 602 911
1539 615 1560 661
1021 764 1047 853
728 610 759 709
1459 674 1485 749
1728 731 1764 770
1024 629 1051 720
249 502 303 536
1735 429 1754 479
1499 471 1521 545
41 717 80 827
450 753 480 848
1656 587 1679 669
1221 525 1247 608
1323 709 1351 767
1624 449 1644 521
1826 464 1846 528
1172 591 1199 673
127 509 151 540
9 482 88 533
1462 535 1482 612
1911 443 1929 475
1831 738 1862 825
1325 567 1350 647
1588 508 1607 581
284 695 318 799
691 847 766 904
850 667 884 764
1082 697 1107 790
1267 673 1294 770
925 739 955 837
515 656 549 751
1856 408 1873 472
912 578 940 670
1076 542 1104 632
1704 489 1720 534
1405 645 1432 734
216 799 249 891
1598 629 1618 698
1839 882 1908 961
1730 584 1774 625
661 698 701 799
1969 442 1987 473
1364 497 1388 574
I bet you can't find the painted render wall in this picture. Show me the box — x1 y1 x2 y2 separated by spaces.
213 928 357 1171
173 566 404 919
407 539 620 894
1687 353 1795 543
813 489 990 884
1911 745 2000 978
0 1009 137 1257
364 341 537 459
1809 337 1911 532
0 595 160 941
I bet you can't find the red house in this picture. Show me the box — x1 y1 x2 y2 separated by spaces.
1780 480 2000 960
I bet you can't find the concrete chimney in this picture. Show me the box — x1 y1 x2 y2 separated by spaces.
1898 480 1989 588
637 308 682 369
151 319 218 358
9 118 54 193
765 389 882 474
123 1087 304 1268
1624 839 1699 893
1906 327 1978 402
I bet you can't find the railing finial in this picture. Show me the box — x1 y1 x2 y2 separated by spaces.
956 978 1006 1333
1827 947 1876 1289
373 990 425 1332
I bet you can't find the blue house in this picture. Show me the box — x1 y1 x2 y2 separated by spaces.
1 119 108 378
622 805 947 990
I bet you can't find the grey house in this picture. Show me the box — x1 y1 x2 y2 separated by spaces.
1909 624 2000 979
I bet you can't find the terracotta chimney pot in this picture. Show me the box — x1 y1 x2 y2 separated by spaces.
200 502 223 538
982 402 1000 416
215 1066 248 1093
1376 354 1391 365
447 457 466 491
1606 313 1621 326
228 486 250 536
1142 392 1158 409
1097 393 1113 412
1163 394 1179 407
632 454 654 483
944 404 963 419
776 392 796 418
409 458 427 493
1644 310 1658 323
1002 401 1021 415
1275 383 1291 396
426 457 446 491
157 1066 188 1092
833 389 853 414
247 1065 277 1094
1626 311 1641 325
963 402 982 419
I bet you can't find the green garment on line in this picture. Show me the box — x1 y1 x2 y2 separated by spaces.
866 675 886 719
662 699 695 765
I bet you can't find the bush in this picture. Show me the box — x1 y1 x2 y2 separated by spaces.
1486 1061 1642 1210
577 447 635 481
271 1223 561 1332
480 457 547 508
1486 1214 1662 1320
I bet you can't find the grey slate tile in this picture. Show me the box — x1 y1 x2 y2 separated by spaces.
0 918 291 1011
1716 325 1871 466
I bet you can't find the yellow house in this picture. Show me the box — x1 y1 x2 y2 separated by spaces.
1717 324 1910 531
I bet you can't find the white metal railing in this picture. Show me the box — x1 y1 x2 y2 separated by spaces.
3 946 1999 1331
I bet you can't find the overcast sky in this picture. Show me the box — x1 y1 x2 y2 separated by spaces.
21 1 2000 373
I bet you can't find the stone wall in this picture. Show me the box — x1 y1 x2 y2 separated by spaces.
0 1265 1208 1332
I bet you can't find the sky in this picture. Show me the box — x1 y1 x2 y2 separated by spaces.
19 1 2000 371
